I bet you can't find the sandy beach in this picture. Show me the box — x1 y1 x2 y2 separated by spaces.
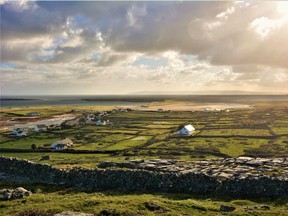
0 113 77 131
132 101 252 111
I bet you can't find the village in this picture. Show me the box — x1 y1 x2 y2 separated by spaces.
1 103 287 166
8 107 199 151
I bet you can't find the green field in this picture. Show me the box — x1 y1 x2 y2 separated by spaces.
1 183 287 216
1 103 288 168
1 102 288 215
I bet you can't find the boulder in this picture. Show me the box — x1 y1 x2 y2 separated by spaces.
15 187 32 197
3 189 13 200
54 211 94 216
220 205 236 212
1 187 32 200
145 202 161 211
99 209 118 216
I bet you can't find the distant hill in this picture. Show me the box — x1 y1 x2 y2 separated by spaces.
129 90 287 95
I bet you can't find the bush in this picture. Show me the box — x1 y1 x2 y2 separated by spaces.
31 144 37 150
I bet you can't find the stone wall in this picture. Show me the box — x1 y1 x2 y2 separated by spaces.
0 157 287 198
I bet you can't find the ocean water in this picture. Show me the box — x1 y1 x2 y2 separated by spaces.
0 95 149 107
1 95 288 108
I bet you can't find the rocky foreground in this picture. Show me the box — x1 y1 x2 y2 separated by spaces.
0 156 287 198
99 157 288 180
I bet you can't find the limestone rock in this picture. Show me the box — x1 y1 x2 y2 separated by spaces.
145 202 161 211
54 211 94 216
1 187 32 200
220 205 236 212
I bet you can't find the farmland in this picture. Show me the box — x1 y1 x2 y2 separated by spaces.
1 100 288 215
1 101 288 168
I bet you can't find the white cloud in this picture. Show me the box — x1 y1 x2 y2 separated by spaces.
59 36 83 48
4 0 37 12
2 1 288 94
216 7 235 20
126 5 147 28
249 17 283 39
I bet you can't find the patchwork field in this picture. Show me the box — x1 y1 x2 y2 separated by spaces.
1 101 288 215
1 102 288 168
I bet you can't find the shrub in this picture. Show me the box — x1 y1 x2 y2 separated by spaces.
31 144 37 150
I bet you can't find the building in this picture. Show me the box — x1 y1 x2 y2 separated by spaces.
179 124 195 135
34 124 47 132
26 112 42 116
51 138 73 150
53 144 69 150
12 128 29 137
96 120 109 126
16 130 28 137
203 108 221 113
65 119 78 126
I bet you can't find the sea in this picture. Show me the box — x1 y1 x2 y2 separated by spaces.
1 95 288 108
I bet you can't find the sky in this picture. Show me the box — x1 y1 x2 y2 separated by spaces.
1 0 288 95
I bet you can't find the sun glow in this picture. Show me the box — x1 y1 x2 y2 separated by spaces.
277 1 288 15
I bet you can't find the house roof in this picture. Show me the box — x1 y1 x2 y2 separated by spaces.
54 138 73 145
16 130 28 135
183 124 195 131
14 127 29 130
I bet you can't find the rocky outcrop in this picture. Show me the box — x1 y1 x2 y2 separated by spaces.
0 156 287 198
1 187 32 200
54 211 94 216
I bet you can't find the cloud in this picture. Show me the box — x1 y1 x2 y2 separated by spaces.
126 4 147 28
249 16 286 39
1 1 288 94
97 51 132 67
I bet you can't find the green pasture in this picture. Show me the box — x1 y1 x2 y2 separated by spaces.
1 183 288 216
1 101 288 163
199 129 272 136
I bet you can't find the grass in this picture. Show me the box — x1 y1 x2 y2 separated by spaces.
0 136 57 149
0 183 287 216
1 102 288 164
1 102 288 215
105 139 147 150
199 129 272 136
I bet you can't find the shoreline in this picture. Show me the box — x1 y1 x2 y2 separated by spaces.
132 102 252 111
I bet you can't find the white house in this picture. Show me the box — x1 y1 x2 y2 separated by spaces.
16 130 28 137
65 119 78 126
26 112 42 116
12 128 21 135
34 124 47 132
179 124 195 135
96 120 109 126
12 128 29 137
51 138 73 149
53 144 69 150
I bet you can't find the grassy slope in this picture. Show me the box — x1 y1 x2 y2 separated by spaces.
1 183 287 216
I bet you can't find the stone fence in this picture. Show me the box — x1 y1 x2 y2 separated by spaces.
0 157 287 198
